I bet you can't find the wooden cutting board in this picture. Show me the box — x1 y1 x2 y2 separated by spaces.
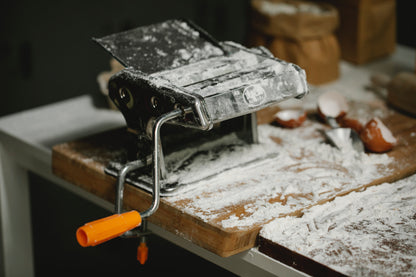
52 104 416 257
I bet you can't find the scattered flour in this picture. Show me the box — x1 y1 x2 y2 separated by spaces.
152 50 260 87
165 121 394 230
260 174 416 276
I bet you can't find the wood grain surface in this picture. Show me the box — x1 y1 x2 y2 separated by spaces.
52 104 416 257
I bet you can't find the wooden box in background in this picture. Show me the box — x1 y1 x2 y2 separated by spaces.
320 0 396 64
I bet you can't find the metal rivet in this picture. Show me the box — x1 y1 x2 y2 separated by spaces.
119 87 127 99
118 87 134 109
150 96 159 109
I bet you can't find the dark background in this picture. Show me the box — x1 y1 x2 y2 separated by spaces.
0 1 414 276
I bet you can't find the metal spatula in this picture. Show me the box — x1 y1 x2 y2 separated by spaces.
325 117 364 152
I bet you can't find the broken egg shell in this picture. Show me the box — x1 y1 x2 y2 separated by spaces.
273 109 307 128
360 117 397 153
337 117 364 134
317 91 349 120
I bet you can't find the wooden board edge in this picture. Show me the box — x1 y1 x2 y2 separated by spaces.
52 147 113 201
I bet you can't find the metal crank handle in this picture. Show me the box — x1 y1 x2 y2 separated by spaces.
76 159 147 247
76 109 185 247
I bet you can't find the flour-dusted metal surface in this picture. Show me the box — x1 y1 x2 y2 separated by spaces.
93 19 224 74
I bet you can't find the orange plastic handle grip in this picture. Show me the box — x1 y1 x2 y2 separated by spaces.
76 210 142 247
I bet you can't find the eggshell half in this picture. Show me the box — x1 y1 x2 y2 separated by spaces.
274 110 307 128
360 117 397 153
317 91 349 119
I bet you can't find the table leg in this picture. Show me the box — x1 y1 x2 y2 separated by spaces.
0 144 34 277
